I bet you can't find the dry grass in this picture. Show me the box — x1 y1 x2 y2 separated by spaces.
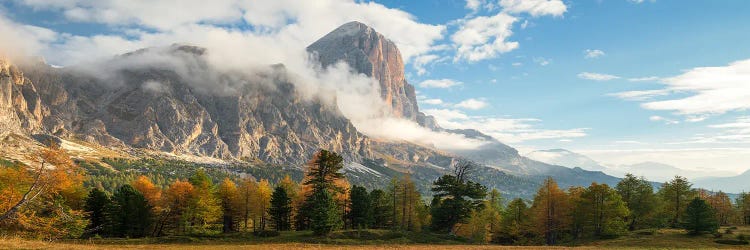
0 238 583 250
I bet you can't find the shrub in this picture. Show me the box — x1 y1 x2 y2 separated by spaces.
253 230 280 237
714 239 749 245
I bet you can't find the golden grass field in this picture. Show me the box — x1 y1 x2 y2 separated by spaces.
2 226 749 250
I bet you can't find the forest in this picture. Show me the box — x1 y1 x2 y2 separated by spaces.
1 145 750 246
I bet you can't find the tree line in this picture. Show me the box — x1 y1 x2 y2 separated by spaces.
1 146 750 245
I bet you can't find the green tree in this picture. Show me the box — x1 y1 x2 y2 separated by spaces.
302 150 345 235
349 185 371 229
682 197 718 235
430 160 487 233
659 176 696 228
84 188 110 235
105 184 153 237
577 183 628 237
494 198 530 244
369 189 391 229
616 174 657 230
309 189 342 236
269 186 292 231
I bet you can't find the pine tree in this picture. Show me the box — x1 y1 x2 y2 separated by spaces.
682 197 718 235
269 186 292 231
430 160 487 233
105 184 153 237
349 185 371 229
369 189 391 229
309 189 342 236
84 188 110 234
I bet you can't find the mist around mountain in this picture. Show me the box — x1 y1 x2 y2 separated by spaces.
693 170 750 193
0 21 628 199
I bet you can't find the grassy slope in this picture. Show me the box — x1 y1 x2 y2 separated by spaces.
3 227 749 249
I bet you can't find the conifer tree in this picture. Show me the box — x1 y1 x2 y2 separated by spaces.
269 186 292 231
349 185 371 229
682 197 718 235
84 188 110 234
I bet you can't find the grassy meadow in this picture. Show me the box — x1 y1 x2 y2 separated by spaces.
2 226 749 249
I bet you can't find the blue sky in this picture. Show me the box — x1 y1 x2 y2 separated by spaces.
1 0 749 173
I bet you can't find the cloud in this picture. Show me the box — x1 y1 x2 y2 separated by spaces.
578 72 620 81
12 0 446 65
413 54 439 76
418 79 463 88
640 59 750 115
649 115 679 125
580 147 750 174
0 14 58 61
512 62 523 67
533 57 550 66
584 49 605 59
423 108 587 143
628 76 660 82
499 0 567 17
608 89 671 101
455 98 489 110
422 98 444 105
452 12 519 62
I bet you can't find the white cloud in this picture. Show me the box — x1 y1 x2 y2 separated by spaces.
520 20 530 29
649 115 679 125
608 89 670 101
628 76 660 82
581 147 750 174
455 98 489 110
0 14 58 61
512 62 523 67
641 59 750 115
422 98 444 105
466 0 482 11
413 54 439 76
418 79 463 88
423 108 587 143
584 49 605 59
533 57 550 66
578 72 620 81
12 0 446 65
452 13 519 62
499 0 567 17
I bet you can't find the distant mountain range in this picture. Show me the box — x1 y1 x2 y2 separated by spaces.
527 148 747 192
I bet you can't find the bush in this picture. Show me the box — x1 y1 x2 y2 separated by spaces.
254 230 280 237
714 239 749 245
253 230 280 237
724 228 733 234
713 232 723 238
738 234 747 241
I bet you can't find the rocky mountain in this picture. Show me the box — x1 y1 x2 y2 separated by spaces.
614 162 735 183
0 21 626 198
307 21 437 128
0 46 372 165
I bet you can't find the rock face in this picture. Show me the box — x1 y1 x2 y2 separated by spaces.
307 21 422 121
1 45 371 165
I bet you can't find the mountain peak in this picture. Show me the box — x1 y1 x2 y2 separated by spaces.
307 22 420 121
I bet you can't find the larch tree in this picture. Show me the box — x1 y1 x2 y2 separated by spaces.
615 174 657 230
705 191 733 226
577 183 628 237
495 198 530 245
187 169 221 232
217 178 241 232
659 176 696 228
253 179 272 231
529 178 570 245
238 177 258 231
